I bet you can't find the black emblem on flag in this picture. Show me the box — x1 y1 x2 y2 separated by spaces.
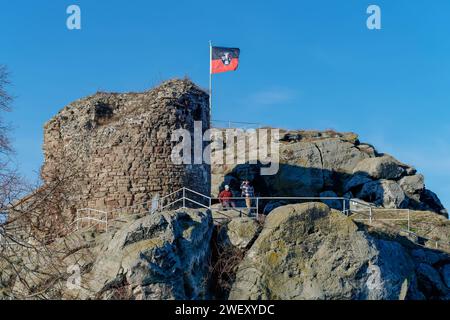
221 52 232 65
211 46 240 74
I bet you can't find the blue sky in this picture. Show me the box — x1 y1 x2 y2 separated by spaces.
0 0 449 209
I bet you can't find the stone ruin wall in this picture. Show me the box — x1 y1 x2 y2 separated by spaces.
41 79 210 215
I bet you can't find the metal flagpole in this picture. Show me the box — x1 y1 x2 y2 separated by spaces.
209 40 212 126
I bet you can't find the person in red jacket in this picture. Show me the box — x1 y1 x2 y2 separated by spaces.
219 185 235 209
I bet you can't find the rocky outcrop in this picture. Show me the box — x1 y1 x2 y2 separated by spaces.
211 129 447 217
4 79 449 302
229 203 450 300
219 217 261 250
352 155 408 180
3 203 449 301
78 209 213 300
357 180 406 209
399 174 424 202
2 209 213 300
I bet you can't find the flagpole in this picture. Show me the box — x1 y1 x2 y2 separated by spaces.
209 40 212 127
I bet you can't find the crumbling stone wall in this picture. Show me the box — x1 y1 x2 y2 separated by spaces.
41 79 210 214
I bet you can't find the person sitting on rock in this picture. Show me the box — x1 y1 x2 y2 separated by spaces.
219 185 235 210
240 180 255 213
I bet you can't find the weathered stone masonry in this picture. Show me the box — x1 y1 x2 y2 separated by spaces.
41 79 210 214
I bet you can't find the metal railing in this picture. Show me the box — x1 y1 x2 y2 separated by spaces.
71 188 449 251
211 120 262 129
74 189 369 232
208 195 363 221
75 208 109 233
351 206 411 231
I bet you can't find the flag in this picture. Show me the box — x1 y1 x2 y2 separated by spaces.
211 46 240 74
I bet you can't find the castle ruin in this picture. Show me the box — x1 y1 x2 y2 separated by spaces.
41 79 210 215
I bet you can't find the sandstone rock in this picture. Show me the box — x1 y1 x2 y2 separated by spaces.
343 174 372 193
319 191 342 211
356 143 377 157
312 139 370 188
77 209 213 300
262 200 289 215
211 128 446 216
343 191 354 200
353 155 405 180
416 263 449 297
223 217 260 250
420 189 448 218
411 249 449 266
399 174 425 201
229 203 422 300
441 264 450 289
273 138 369 192
357 180 407 209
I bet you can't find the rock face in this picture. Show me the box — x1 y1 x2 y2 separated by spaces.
229 203 450 300
73 209 213 300
211 129 447 217
42 79 210 216
352 155 406 180
5 80 449 301
2 204 449 301
399 174 424 202
220 217 261 250
357 180 406 209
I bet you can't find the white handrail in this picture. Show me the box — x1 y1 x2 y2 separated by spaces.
184 197 210 210
184 187 212 200
69 188 449 251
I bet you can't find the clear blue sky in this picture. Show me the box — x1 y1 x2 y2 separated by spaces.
0 0 449 209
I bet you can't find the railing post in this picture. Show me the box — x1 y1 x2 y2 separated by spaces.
407 209 410 232
343 198 346 216
256 198 259 221
183 188 186 209
369 207 373 224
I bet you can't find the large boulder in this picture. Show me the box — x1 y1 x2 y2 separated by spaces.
441 264 450 289
420 189 448 218
399 174 425 201
221 217 261 250
313 139 370 189
353 155 407 180
416 263 449 298
319 191 343 211
73 209 213 300
343 174 372 193
211 129 447 216
229 203 424 300
357 180 407 209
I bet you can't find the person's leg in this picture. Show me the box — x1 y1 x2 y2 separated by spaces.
246 197 253 216
245 197 251 209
